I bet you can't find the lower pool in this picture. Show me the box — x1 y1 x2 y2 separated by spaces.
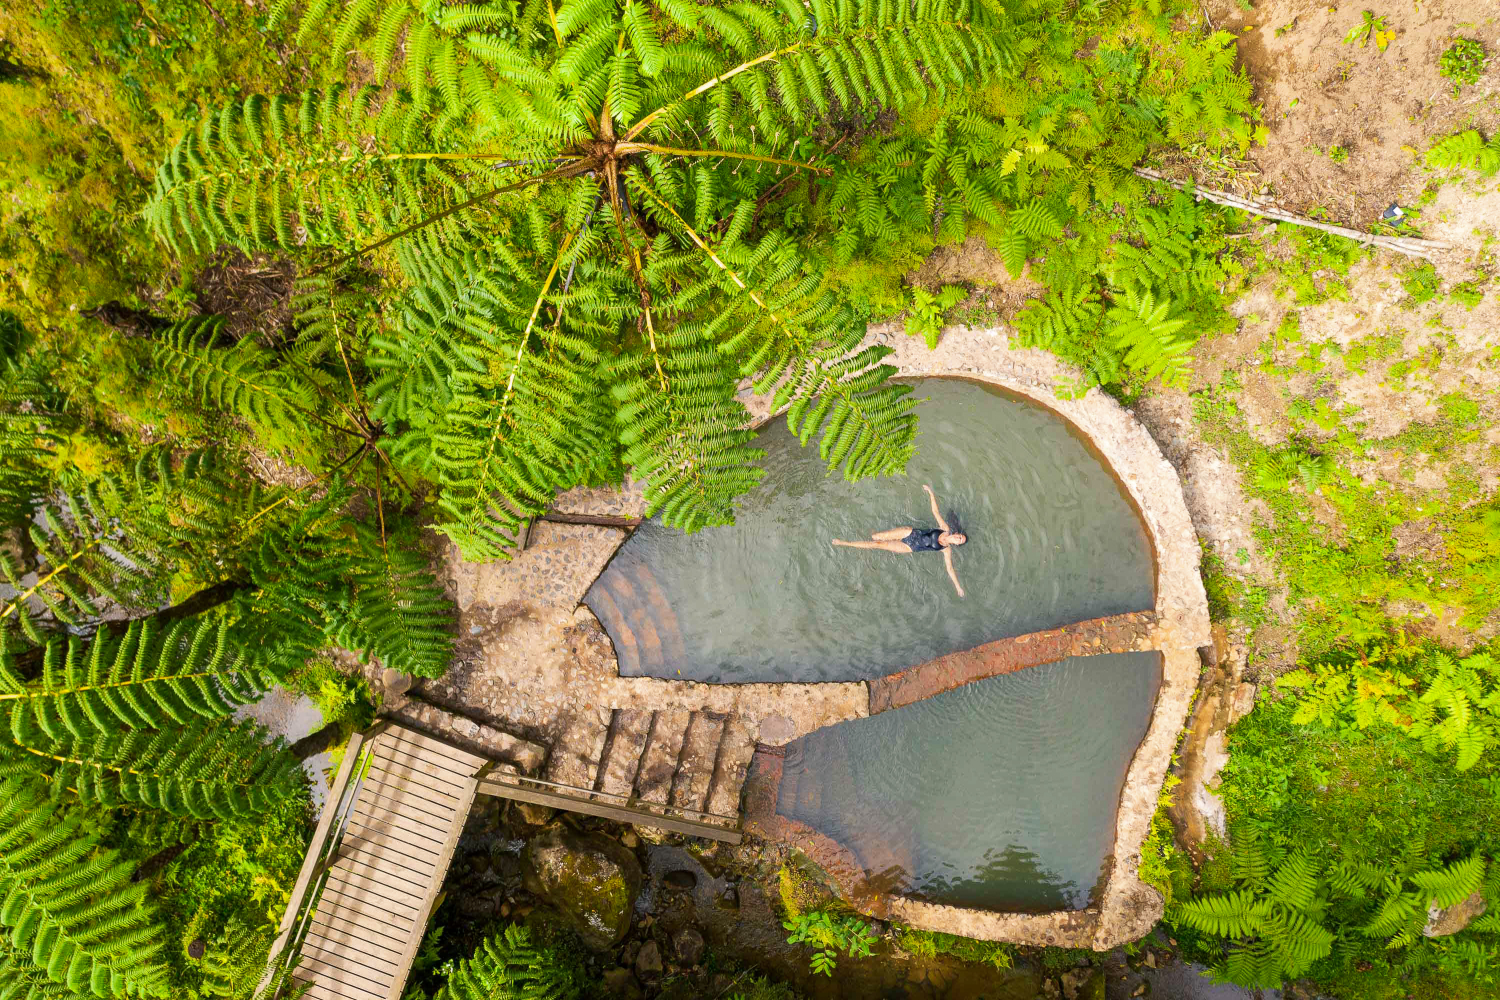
776 652 1163 911
586 377 1154 684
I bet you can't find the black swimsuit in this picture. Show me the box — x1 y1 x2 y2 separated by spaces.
903 528 946 553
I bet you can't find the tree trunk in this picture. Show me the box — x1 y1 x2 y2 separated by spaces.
8 578 249 677
131 841 191 883
291 723 343 761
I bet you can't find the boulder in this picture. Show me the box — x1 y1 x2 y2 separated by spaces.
671 927 705 967
634 940 663 979
602 967 642 999
522 823 642 950
1424 891 1488 937
512 801 556 826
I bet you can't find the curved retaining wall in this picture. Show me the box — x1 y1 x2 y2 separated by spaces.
560 326 1211 949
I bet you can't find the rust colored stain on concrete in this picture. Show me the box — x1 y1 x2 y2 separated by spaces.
867 611 1159 714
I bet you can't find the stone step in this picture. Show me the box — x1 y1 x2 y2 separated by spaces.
380 695 546 774
543 708 611 790
596 709 653 797
669 712 726 814
704 716 759 818
598 567 666 673
584 581 641 675
631 563 686 666
635 709 692 805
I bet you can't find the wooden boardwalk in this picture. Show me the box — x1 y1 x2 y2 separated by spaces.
269 723 486 1000
267 716 750 998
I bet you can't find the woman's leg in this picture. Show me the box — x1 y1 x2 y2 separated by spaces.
831 539 911 553
871 526 913 541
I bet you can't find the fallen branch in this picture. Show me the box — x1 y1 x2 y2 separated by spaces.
1133 167 1454 260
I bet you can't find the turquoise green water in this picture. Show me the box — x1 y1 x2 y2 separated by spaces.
586 377 1154 684
778 652 1164 911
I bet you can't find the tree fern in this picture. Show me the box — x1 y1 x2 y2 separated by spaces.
434 925 581 1000
0 618 277 741
148 0 1033 548
0 936 77 1000
1279 649 1500 772
0 718 304 821
0 778 168 998
335 516 455 678
149 318 327 440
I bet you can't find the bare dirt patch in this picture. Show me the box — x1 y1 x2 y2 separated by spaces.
1209 0 1500 225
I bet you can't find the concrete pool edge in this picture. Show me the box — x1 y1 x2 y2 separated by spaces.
475 328 1210 948
821 329 1212 948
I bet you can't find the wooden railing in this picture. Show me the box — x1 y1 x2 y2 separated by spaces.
258 722 386 992
476 771 743 844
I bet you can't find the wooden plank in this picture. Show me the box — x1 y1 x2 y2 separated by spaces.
326 857 429 899
300 976 383 1000
317 879 421 930
382 731 486 773
343 819 444 861
382 776 480 1000
299 979 373 1000
371 741 476 784
301 930 406 978
310 894 411 944
263 732 367 984
380 725 488 771
295 948 392 996
366 753 469 798
344 805 449 851
334 839 436 886
298 939 399 988
336 830 440 876
540 511 643 527
302 918 410 967
476 776 743 844
352 776 456 825
321 867 423 917
304 907 411 955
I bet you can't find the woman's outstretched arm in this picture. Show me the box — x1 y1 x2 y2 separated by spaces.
944 548 965 597
923 484 950 532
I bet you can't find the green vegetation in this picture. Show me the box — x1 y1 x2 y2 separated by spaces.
1168 642 1500 992
1343 11 1395 53
905 285 969 348
432 925 586 1000
3 0 1499 998
1426 130 1500 178
1439 39 1489 94
783 908 879 975
893 925 1015 969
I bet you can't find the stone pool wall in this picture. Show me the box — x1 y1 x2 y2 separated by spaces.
409 325 1210 951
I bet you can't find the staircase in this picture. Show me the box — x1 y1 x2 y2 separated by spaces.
539 706 759 837
585 557 686 676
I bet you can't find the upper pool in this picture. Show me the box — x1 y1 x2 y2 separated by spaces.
586 377 1154 684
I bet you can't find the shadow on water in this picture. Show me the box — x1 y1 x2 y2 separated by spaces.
587 377 1154 684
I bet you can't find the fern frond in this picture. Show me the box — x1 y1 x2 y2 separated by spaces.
0 718 304 821
0 618 276 741
0 778 169 998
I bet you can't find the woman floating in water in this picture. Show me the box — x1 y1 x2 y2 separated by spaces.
831 484 967 597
